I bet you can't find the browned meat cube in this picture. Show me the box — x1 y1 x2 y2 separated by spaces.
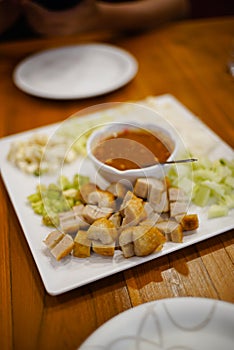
150 191 169 213
143 201 154 217
87 217 117 244
180 214 199 231
73 230 91 258
156 220 179 234
73 204 85 216
80 182 99 203
119 227 135 258
170 201 188 217
148 178 166 203
134 177 165 200
59 209 89 234
133 226 166 256
156 220 183 243
87 189 116 210
133 178 150 199
120 191 135 211
109 211 122 228
82 204 112 224
92 241 115 256
106 182 128 199
50 234 74 261
170 226 183 243
121 191 146 227
157 213 170 222
168 187 187 202
43 230 64 249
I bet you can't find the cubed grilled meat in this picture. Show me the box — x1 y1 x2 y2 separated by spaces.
87 217 117 244
133 225 166 256
73 230 91 258
43 230 64 249
121 191 146 227
82 204 113 224
50 234 74 261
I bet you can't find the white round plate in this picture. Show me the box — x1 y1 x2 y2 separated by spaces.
13 43 138 99
79 297 234 350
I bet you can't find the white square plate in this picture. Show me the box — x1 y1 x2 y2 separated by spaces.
0 95 233 295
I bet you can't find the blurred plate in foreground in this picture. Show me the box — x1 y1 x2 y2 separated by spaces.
79 297 234 350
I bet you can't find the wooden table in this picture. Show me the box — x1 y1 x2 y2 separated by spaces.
0 17 234 350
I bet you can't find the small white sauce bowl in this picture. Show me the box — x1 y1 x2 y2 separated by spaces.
87 122 178 184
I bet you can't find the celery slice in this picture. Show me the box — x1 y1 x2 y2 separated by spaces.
208 205 228 219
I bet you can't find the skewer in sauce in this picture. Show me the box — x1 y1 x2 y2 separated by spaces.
93 128 172 171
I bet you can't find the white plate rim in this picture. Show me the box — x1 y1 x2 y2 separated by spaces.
12 43 138 99
79 297 234 350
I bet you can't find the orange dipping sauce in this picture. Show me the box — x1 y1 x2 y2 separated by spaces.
93 129 171 171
